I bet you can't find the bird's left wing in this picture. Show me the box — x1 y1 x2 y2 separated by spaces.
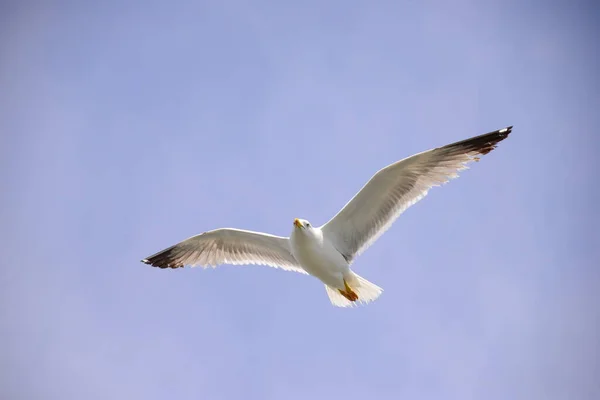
141 228 306 274
321 126 512 263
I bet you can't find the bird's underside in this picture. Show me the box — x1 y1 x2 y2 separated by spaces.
141 126 513 307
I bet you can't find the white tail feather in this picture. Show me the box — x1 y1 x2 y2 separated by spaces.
325 272 383 308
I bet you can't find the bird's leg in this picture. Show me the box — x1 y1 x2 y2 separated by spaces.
338 279 359 301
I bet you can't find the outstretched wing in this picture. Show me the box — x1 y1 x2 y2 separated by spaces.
141 228 305 274
321 126 512 263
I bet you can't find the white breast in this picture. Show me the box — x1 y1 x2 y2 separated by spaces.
290 227 348 288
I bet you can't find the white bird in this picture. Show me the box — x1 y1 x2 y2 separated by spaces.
142 126 512 307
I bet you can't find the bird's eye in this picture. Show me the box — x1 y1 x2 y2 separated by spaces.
305 223 310 227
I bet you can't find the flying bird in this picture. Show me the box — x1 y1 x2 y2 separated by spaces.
142 126 512 307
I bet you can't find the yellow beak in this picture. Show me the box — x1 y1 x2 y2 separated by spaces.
294 218 302 228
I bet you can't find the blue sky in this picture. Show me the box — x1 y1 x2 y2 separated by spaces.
1 1 598 399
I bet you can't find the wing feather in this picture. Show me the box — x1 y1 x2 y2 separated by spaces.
321 126 512 263
141 228 305 274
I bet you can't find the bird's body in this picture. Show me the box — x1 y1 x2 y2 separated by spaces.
142 126 512 307
288 218 383 305
289 221 347 289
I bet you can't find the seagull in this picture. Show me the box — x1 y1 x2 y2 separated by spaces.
142 126 512 307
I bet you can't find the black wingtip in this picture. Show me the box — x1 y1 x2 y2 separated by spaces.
442 125 513 156
140 245 184 269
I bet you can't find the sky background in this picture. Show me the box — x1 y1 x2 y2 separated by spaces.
1 1 598 399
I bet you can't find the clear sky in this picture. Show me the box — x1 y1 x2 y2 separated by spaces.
1 1 598 399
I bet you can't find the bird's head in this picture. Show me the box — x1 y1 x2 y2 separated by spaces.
293 218 312 230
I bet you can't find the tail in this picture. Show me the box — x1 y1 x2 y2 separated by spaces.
325 272 383 308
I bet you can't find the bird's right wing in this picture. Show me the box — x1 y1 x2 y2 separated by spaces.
141 228 306 274
321 126 512 263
